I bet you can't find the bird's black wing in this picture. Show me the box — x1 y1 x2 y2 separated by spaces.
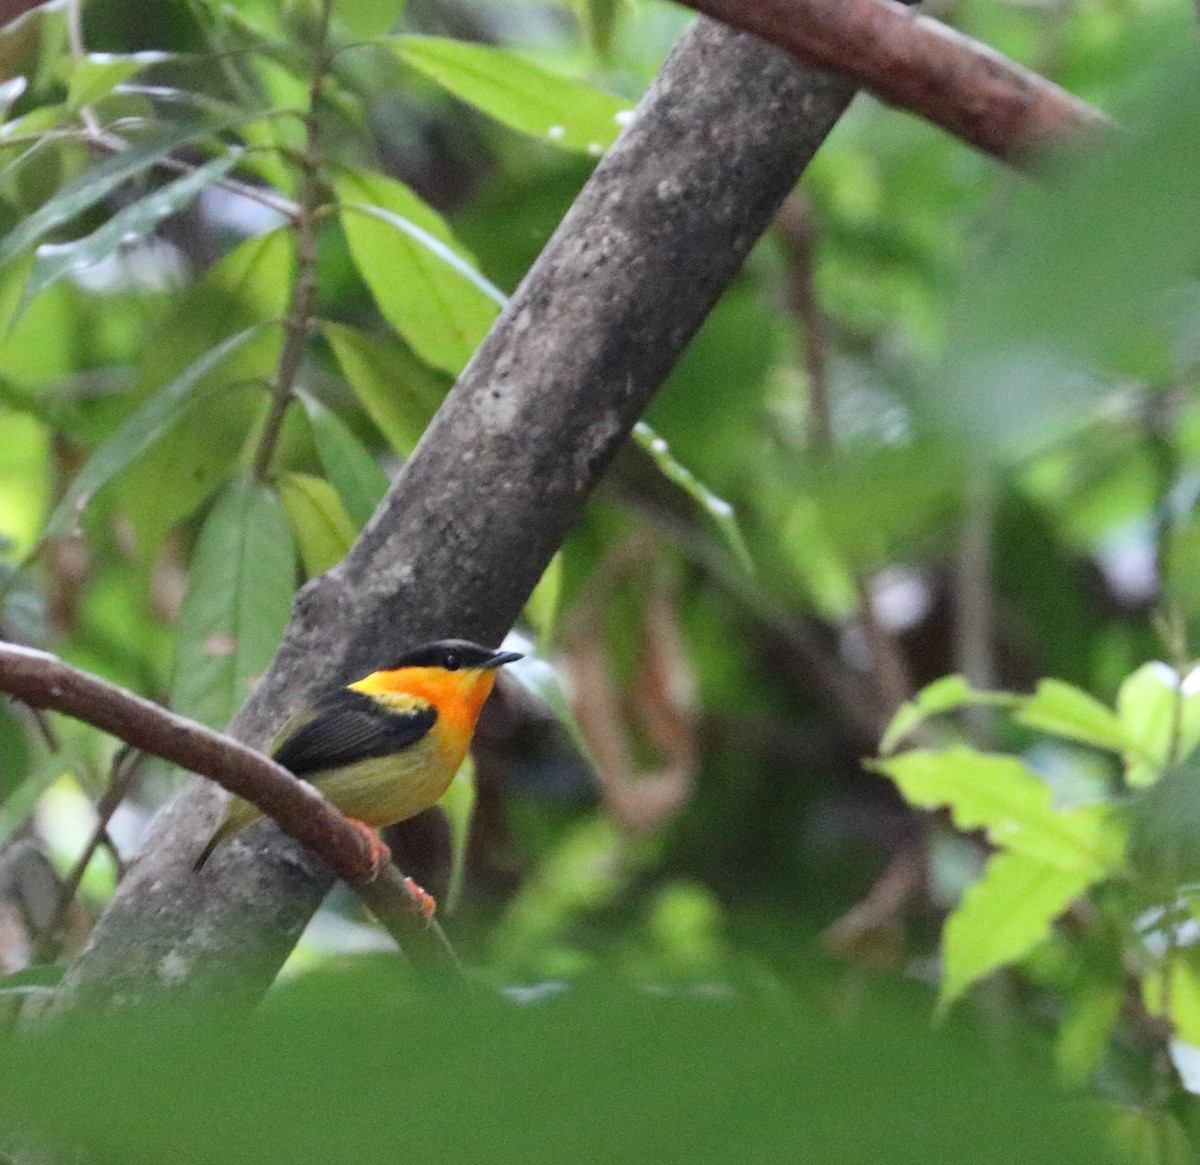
271 688 437 779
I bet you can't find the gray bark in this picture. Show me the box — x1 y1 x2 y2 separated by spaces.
57 16 858 1009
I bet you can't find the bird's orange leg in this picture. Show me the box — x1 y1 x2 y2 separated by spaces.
344 818 437 921
402 876 437 922
345 817 392 876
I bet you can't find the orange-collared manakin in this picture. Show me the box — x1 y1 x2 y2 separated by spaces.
194 639 521 871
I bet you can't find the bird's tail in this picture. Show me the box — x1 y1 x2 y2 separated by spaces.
192 831 223 871
192 798 258 871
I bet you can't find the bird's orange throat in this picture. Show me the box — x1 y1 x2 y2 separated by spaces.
350 665 498 750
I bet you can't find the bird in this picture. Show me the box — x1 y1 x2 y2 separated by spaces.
193 639 521 896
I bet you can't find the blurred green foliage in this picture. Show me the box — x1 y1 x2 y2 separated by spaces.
0 974 1119 1165
0 0 1199 1160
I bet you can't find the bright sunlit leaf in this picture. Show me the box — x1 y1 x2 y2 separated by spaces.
875 748 1123 875
1117 661 1200 788
1015 679 1129 753
940 848 1100 1011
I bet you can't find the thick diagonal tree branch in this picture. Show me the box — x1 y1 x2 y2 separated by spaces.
58 17 866 1009
679 0 1112 165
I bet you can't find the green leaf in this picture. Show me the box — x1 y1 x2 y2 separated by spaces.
276 471 357 576
171 476 296 729
1117 662 1200 788
940 848 1100 1011
0 123 231 269
1014 679 1129 753
437 754 476 916
1056 978 1125 1086
322 321 447 456
1143 953 1200 1046
1127 756 1200 891
572 0 620 58
41 324 270 540
336 169 500 374
525 552 563 652
298 392 388 528
0 748 81 849
632 422 753 575
64 51 172 109
22 151 239 308
880 676 1018 755
0 970 1119 1165
335 0 407 37
389 35 633 155
927 46 1200 455
875 748 1123 875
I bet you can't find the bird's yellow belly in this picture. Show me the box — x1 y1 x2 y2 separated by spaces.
309 731 461 828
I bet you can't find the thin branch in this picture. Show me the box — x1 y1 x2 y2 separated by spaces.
675 0 1113 166
65 0 102 137
89 132 301 222
33 745 141 963
0 642 463 972
356 868 467 974
251 0 333 479
0 642 376 883
776 193 831 451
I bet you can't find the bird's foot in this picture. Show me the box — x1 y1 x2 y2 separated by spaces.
345 817 392 877
402 876 437 923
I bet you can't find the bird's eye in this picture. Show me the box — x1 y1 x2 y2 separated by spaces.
442 652 461 671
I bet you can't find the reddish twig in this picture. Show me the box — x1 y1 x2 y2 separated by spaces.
566 537 698 835
676 0 1113 166
0 641 377 884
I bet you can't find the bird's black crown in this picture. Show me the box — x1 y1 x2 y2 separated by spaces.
390 639 521 672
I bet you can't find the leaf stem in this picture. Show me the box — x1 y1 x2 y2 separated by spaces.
251 0 335 481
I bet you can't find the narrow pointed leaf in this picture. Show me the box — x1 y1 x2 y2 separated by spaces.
633 422 753 575
41 324 270 540
322 321 447 456
389 35 632 155
276 471 357 576
336 170 499 374
65 51 173 110
298 392 388 528
172 476 296 729
23 151 239 307
0 123 230 268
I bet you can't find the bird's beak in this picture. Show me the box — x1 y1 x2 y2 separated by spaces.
485 650 523 669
